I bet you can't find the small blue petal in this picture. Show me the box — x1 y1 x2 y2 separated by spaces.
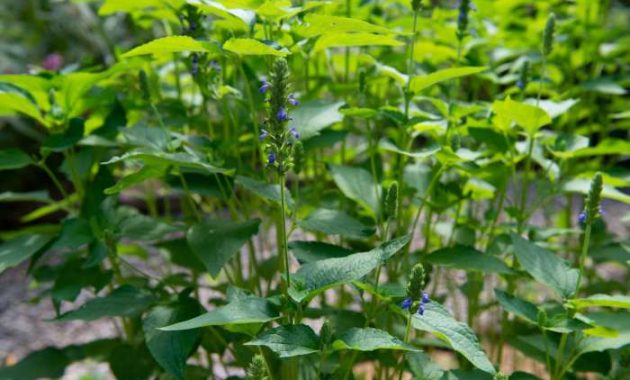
422 292 430 304
289 127 300 139
277 107 288 121
259 129 268 141
259 81 270 94
417 304 425 316
516 80 524 90
401 297 412 310
268 152 276 164
578 211 586 224
288 94 299 106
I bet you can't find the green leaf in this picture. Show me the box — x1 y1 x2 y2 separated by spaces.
491 98 551 134
223 38 289 56
104 166 164 195
0 234 52 274
329 164 381 218
562 177 630 204
410 67 486 94
143 298 201 379
511 234 578 299
288 241 353 264
0 347 69 380
112 207 181 241
235 175 294 210
313 32 403 53
298 208 375 238
245 324 320 358
568 294 630 310
412 302 496 374
0 191 51 203
160 296 279 331
577 311 630 354
424 245 512 274
332 327 420 352
42 118 84 151
56 285 156 321
494 289 539 324
378 139 441 159
187 218 260 277
299 13 397 37
0 93 48 126
289 235 410 302
102 150 229 174
289 100 344 140
50 218 93 250
121 35 220 57
107 343 156 380
407 351 445 380
569 139 630 158
0 148 32 170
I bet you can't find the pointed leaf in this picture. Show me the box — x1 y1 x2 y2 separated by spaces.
235 175 294 210
122 36 220 57
0 148 32 170
410 67 487 94
223 38 289 56
160 297 279 331
494 289 539 324
329 164 380 218
0 234 53 274
412 302 496 374
289 100 344 140
568 294 630 310
425 246 512 274
187 219 260 277
511 234 578 299
245 324 320 358
332 327 420 352
56 286 156 321
313 32 403 53
298 208 375 238
289 235 410 302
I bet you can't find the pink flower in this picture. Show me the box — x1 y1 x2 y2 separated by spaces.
42 54 63 71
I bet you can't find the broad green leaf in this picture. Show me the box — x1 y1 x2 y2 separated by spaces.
0 93 48 126
577 311 630 354
289 100 344 140
160 296 279 331
425 246 512 274
107 343 156 380
298 208 375 238
289 235 410 302
111 206 181 241
56 285 156 321
288 241 353 264
0 347 69 380
245 324 320 358
570 139 630 158
103 150 229 174
50 218 93 250
410 67 486 94
42 118 85 152
0 234 52 274
104 166 164 194
492 98 551 134
0 148 32 170
511 234 578 299
187 218 260 277
332 327 419 352
562 178 630 204
329 164 381 218
143 298 201 379
299 13 397 37
568 294 630 310
494 289 539 324
412 302 496 374
378 139 441 159
527 99 579 119
122 36 221 58
189 2 253 30
235 175 294 210
99 0 181 15
581 78 626 95
223 38 289 56
313 32 403 53
0 191 51 203
407 351 445 380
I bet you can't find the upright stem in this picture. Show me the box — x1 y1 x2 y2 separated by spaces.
576 224 592 295
396 314 413 380
278 174 291 294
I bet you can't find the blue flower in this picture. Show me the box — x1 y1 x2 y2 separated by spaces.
578 211 586 224
288 94 299 106
191 53 199 76
401 297 412 310
259 80 270 94
417 303 425 316
268 152 276 164
516 80 524 90
458 10 466 23
259 129 268 141
422 292 430 304
277 107 288 121
289 127 300 139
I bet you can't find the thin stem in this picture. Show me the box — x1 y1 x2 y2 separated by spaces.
576 223 592 295
396 314 413 380
278 173 291 294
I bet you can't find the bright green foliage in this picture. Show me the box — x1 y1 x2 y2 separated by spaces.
0 1 628 379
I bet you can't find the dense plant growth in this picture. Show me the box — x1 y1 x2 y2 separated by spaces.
0 0 629 379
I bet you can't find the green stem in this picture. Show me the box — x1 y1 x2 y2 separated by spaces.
576 223 592 295
278 173 291 296
396 314 413 380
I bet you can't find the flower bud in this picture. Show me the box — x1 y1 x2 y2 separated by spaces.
583 172 603 225
405 263 426 301
384 181 399 220
543 13 556 57
518 60 529 90
247 354 268 380
320 319 334 347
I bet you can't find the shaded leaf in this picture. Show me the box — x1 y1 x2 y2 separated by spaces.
0 148 32 170
494 289 539 324
288 241 353 264
289 100 344 140
122 36 220 57
223 38 289 56
235 175 294 210
0 234 52 274
245 324 320 358
425 246 512 274
410 67 487 94
313 32 403 53
298 208 375 238
332 327 419 352
568 294 630 310
56 285 156 321
329 164 380 218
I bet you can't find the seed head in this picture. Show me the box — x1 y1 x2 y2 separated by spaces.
247 354 268 380
581 172 603 225
518 60 529 90
384 181 399 220
456 0 472 41
406 263 426 302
